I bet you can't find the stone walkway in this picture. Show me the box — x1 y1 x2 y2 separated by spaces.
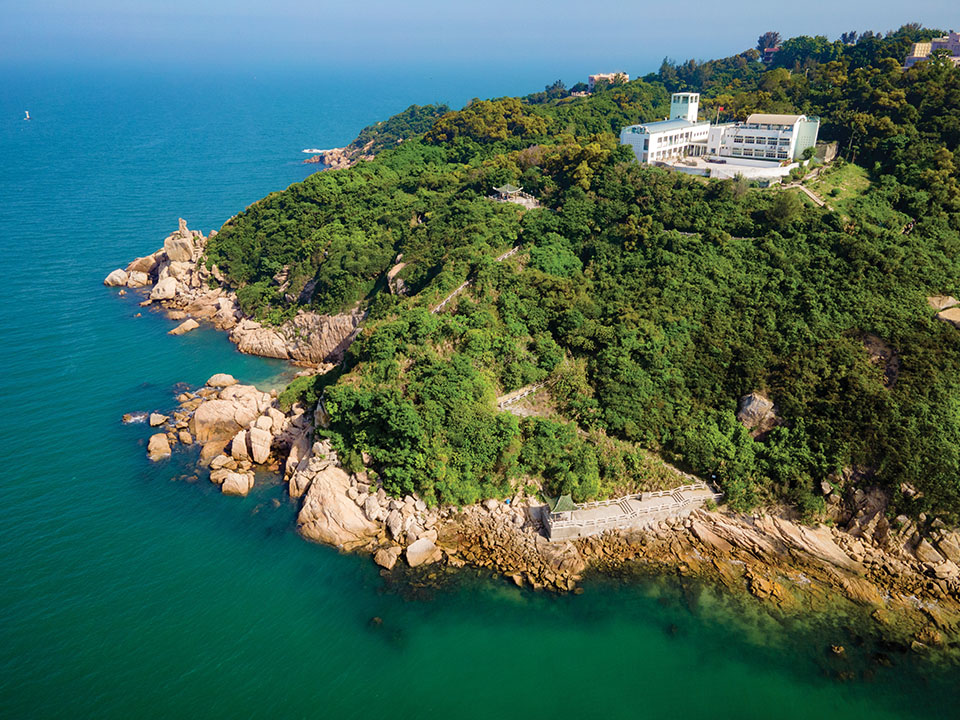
546 483 723 541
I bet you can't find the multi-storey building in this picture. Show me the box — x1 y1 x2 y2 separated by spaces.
904 31 960 68
619 93 711 164
707 113 820 162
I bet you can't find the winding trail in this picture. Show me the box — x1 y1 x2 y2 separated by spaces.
431 245 522 314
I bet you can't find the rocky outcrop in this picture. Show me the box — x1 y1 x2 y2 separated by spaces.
109 219 366 366
927 295 959 311
736 392 781 438
230 312 362 365
191 385 272 445
938 307 960 330
297 456 379 550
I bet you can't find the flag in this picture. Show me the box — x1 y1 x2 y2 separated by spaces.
717 106 724 112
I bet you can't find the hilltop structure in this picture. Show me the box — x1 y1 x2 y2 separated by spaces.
620 93 820 180
587 72 629 91
904 31 960 68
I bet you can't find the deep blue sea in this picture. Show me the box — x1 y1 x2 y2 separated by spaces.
1 63 959 719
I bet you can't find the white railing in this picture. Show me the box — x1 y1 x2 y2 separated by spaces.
547 483 723 530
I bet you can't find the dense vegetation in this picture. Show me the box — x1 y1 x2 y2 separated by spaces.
207 26 960 519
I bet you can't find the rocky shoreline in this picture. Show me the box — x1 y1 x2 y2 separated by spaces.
104 219 362 366
110 221 960 660
130 368 960 661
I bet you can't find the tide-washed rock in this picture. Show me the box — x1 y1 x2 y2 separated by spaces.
150 276 178 301
374 546 402 570
221 472 254 497
149 412 168 427
104 268 128 286
405 538 442 568
249 426 272 464
206 373 237 388
297 464 378 549
126 270 150 288
147 433 171 460
178 431 193 445
192 385 271 444
169 318 199 335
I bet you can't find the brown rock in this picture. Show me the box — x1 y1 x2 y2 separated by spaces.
297 464 379 549
221 472 254 497
178 431 193 445
406 538 442 567
147 433 171 460
148 413 168 427
169 319 199 335
374 546 402 570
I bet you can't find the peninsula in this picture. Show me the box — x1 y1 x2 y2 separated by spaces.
106 24 960 657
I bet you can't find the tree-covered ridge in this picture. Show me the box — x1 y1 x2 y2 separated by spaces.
209 26 960 520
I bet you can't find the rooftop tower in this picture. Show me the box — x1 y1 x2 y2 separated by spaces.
670 93 699 122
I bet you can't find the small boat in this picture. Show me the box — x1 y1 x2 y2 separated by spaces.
24 110 30 120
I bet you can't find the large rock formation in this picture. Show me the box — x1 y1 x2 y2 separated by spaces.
736 392 781 438
230 311 362 364
296 458 379 550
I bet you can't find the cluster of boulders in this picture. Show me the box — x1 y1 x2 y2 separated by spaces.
143 372 313 498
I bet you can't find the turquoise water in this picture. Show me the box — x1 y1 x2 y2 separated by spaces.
1 64 959 719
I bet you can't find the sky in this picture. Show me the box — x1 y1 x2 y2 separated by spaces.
1 0 957 77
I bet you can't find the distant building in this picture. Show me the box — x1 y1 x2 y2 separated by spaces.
619 93 711 164
587 72 629 91
762 46 780 64
904 31 960 68
708 113 820 162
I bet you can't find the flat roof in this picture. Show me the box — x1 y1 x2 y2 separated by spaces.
624 118 710 134
746 113 805 125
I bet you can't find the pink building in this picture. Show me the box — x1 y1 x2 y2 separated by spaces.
904 31 960 68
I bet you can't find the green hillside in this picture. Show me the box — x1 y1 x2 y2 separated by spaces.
207 25 960 520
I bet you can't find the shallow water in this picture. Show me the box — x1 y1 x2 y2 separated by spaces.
1 64 958 719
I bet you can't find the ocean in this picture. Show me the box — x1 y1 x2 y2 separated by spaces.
1 62 958 719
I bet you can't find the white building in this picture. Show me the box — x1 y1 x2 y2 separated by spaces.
619 93 711 164
707 113 820 162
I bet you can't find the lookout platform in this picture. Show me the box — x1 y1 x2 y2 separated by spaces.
544 483 723 541
489 183 540 209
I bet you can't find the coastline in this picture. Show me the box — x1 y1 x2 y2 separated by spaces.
109 220 960 661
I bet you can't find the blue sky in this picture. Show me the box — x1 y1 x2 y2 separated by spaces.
2 0 957 75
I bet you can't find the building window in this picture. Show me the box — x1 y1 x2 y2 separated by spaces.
733 136 743 144
765 150 777 158
742 149 754 157
777 151 788 159
643 139 649 150
743 136 755 144
779 138 790 146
